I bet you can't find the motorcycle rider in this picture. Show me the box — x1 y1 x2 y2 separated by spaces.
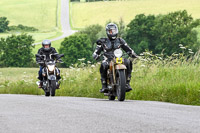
36 39 61 88
93 23 138 93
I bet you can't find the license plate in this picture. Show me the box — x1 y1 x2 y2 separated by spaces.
116 58 122 64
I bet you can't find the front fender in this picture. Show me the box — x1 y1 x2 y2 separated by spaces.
115 64 127 70
48 75 56 80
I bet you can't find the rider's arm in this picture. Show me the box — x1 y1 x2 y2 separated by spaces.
51 47 60 60
92 39 104 60
120 38 138 58
51 47 58 54
36 49 42 62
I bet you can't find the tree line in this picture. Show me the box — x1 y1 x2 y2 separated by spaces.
0 10 200 67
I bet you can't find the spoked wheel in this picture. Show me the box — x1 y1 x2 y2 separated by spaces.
109 95 115 100
50 80 56 96
116 70 126 101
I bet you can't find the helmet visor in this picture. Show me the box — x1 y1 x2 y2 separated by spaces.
44 45 50 48
107 25 118 35
109 28 117 35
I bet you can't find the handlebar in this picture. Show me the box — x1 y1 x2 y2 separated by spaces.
36 53 64 63
36 62 44 64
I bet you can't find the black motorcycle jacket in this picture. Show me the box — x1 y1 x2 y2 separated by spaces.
93 37 137 60
36 47 58 64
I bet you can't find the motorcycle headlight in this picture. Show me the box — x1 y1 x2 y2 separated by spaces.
114 49 123 58
48 65 55 71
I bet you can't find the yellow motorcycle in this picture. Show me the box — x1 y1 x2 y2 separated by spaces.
105 49 127 101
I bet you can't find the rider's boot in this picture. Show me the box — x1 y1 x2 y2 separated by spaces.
38 81 43 88
56 71 61 89
126 76 132 92
100 79 108 93
56 80 60 89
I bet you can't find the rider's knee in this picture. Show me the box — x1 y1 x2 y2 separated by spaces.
124 58 130 67
100 61 109 71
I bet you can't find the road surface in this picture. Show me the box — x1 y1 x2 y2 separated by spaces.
33 0 76 45
0 94 200 133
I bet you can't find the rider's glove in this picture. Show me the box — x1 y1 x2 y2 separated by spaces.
128 51 138 58
96 40 102 45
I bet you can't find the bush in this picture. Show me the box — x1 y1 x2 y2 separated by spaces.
0 17 9 33
126 10 200 55
9 24 38 32
0 34 35 67
59 33 92 67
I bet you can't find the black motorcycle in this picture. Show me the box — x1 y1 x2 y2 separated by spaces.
36 53 64 96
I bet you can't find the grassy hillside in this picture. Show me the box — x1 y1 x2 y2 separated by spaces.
71 0 200 28
0 0 58 31
0 0 62 43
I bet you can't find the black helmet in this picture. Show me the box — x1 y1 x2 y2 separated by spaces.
42 39 51 51
106 23 118 40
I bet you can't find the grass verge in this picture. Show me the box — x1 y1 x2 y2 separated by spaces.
1 56 200 106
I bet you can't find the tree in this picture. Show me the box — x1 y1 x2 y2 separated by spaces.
126 10 200 55
117 17 126 38
154 10 200 55
0 17 9 33
80 24 103 50
0 34 34 67
126 14 157 54
59 33 92 67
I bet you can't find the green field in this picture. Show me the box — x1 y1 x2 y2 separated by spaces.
0 31 62 44
1 53 200 105
0 0 62 43
71 0 200 28
0 0 58 31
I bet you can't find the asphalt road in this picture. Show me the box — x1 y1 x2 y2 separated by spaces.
50 0 76 42
33 0 76 45
0 94 200 133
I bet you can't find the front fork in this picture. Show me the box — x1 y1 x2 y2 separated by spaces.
42 68 60 91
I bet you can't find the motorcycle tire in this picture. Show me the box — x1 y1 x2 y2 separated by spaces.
50 80 56 96
116 70 126 101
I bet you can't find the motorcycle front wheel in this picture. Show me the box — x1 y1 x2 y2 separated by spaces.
116 70 126 101
50 80 56 96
